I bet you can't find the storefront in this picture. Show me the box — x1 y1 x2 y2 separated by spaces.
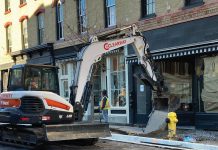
126 45 153 125
92 47 131 124
93 45 153 125
143 15 218 129
54 45 81 100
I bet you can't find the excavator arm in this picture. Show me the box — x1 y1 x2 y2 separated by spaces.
72 24 164 111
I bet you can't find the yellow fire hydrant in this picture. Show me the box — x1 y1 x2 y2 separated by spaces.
165 112 178 139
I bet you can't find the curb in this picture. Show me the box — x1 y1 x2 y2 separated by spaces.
102 133 218 150
110 128 130 135
110 126 165 137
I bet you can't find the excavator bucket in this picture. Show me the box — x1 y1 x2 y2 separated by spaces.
133 71 169 135
142 94 169 135
45 122 111 141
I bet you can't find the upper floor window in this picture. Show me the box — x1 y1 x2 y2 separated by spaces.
5 0 11 12
106 0 116 27
37 13 44 44
184 0 204 7
78 0 87 33
6 25 12 54
141 0 155 18
21 19 28 49
20 0 26 5
56 1 64 40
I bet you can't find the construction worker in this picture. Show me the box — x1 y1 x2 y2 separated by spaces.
100 90 110 123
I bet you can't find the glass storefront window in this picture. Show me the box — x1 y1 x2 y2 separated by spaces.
158 60 193 112
62 80 69 97
59 63 69 99
110 54 126 107
112 56 118 71
61 63 68 75
119 55 125 70
197 56 218 113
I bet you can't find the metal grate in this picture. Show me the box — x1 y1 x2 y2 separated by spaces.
20 96 44 113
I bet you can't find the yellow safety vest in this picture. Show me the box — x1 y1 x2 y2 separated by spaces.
100 96 110 110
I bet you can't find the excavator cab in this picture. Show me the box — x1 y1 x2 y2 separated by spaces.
7 64 59 94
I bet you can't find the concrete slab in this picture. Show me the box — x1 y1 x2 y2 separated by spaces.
143 110 168 134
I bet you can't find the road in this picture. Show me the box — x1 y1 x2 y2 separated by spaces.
0 139 168 150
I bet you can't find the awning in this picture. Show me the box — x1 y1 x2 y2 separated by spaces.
126 40 218 63
11 43 53 57
151 40 218 60
11 43 54 65
104 49 121 55
55 57 78 63
125 55 138 64
54 44 82 62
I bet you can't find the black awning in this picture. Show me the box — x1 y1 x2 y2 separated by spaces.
125 40 218 62
53 44 86 61
125 55 138 64
11 43 53 57
10 43 55 65
54 53 77 61
103 49 121 56
151 40 218 60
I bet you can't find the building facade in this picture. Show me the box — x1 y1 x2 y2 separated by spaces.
137 0 218 128
1 0 218 128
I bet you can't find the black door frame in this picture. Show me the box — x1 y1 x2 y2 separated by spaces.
128 64 152 125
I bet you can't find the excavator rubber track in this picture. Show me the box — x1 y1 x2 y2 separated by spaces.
0 122 110 149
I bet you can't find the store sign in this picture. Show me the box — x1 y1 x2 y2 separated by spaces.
104 40 127 50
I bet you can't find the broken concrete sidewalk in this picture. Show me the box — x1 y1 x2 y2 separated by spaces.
110 110 168 136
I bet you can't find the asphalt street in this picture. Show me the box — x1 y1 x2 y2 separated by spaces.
0 139 167 150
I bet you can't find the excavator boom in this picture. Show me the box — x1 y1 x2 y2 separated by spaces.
73 25 163 109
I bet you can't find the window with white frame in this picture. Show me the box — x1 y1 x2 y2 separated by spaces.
60 63 69 99
37 13 44 44
21 19 28 49
6 25 12 54
109 54 126 107
61 63 68 75
106 0 116 27
5 0 11 12
79 0 87 33
62 80 69 98
56 1 64 40
141 0 155 17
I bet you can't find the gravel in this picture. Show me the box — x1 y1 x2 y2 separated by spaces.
148 128 218 145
